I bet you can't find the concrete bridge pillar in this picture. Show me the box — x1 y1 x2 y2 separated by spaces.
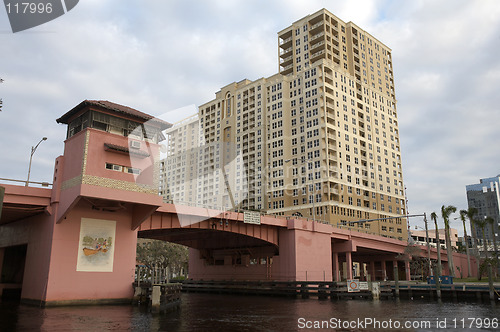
346 252 353 279
332 252 340 282
370 261 376 281
405 260 411 281
273 219 333 281
381 260 387 281
393 260 399 281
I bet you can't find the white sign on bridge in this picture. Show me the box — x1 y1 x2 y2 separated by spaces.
244 211 261 225
359 281 369 290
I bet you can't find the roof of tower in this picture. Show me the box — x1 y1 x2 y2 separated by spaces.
56 100 172 130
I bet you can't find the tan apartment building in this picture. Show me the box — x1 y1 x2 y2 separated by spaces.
164 9 407 240
160 114 200 205
198 78 268 211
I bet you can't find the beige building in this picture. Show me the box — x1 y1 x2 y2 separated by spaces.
410 228 459 249
198 78 267 211
164 9 407 240
160 114 200 205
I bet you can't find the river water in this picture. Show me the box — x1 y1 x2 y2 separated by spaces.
1 293 499 331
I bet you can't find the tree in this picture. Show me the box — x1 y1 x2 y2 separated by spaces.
136 239 188 280
465 207 481 278
459 209 473 277
472 216 491 279
473 217 489 260
486 216 499 278
431 212 442 276
486 217 498 261
441 205 456 277
397 244 428 281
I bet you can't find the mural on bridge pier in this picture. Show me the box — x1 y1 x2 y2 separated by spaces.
76 218 116 272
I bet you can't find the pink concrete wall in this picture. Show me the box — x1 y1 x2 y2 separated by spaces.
270 229 296 280
273 220 333 281
60 130 86 182
44 201 138 303
452 252 477 278
85 129 160 187
3 199 139 304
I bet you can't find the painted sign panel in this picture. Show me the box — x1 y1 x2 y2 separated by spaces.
76 218 116 272
359 281 369 290
244 211 261 225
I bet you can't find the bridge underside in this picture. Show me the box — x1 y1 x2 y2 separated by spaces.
139 228 277 252
139 227 279 264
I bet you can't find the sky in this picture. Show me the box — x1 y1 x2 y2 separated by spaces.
1 0 499 234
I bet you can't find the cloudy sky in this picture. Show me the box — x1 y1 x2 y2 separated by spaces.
1 0 499 233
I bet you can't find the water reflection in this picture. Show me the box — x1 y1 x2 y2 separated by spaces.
1 294 498 331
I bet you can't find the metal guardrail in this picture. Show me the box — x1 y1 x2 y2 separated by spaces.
0 177 52 187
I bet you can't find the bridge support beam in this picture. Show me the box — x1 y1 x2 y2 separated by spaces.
332 252 339 282
381 260 387 281
405 260 411 281
370 261 376 281
0 199 140 306
346 252 353 280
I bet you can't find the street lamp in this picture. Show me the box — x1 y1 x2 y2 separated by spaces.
26 137 47 186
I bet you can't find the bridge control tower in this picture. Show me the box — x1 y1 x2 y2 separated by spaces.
54 100 170 228
0 100 171 306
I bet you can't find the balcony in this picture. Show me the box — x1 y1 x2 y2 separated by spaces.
280 55 293 67
310 21 324 33
280 36 292 49
280 47 292 57
310 40 325 53
326 116 335 126
280 64 293 75
327 133 336 145
310 31 325 43
310 49 325 62
329 186 339 195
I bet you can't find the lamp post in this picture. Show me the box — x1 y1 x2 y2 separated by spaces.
26 137 47 186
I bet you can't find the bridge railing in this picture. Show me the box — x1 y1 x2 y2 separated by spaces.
0 177 52 187
136 265 175 285
159 200 399 239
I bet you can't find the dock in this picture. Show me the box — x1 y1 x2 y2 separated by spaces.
133 282 182 312
390 281 500 302
178 279 500 302
180 280 393 300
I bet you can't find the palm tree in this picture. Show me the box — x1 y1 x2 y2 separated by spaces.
465 207 481 277
431 212 442 276
473 217 489 260
485 217 498 261
441 205 456 277
459 209 472 277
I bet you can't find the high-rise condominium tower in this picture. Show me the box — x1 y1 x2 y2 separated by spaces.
466 176 500 252
164 9 407 240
